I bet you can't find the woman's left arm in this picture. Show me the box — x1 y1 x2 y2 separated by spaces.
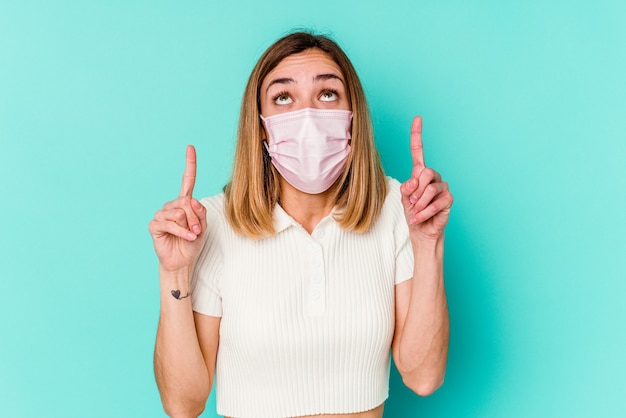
392 116 453 396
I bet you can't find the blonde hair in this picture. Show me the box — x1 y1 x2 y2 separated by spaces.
224 31 387 238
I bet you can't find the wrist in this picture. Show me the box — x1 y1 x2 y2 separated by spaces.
159 264 193 287
159 265 194 305
410 233 445 257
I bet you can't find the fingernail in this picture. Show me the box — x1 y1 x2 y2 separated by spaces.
187 232 197 240
192 224 201 234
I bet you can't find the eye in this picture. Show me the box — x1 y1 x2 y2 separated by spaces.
319 89 339 102
272 91 293 105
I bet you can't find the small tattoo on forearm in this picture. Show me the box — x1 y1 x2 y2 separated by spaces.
171 289 190 300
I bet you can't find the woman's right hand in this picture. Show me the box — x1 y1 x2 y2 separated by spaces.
148 145 207 272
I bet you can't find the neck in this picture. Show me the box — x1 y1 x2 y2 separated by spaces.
279 179 336 234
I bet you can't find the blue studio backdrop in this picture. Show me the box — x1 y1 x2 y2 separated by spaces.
1 1 625 417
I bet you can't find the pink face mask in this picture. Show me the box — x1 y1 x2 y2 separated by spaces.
261 108 353 194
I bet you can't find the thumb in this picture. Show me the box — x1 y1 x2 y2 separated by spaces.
192 198 208 234
400 178 418 208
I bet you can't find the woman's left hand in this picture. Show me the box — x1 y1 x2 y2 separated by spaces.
400 116 453 241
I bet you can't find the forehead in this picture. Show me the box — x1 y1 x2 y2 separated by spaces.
262 49 344 87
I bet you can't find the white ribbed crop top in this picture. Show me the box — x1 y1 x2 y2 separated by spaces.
191 177 414 418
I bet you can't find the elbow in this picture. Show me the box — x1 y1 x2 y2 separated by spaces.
163 402 205 418
157 387 208 418
414 379 444 397
154 364 211 418
159 388 208 418
403 374 445 397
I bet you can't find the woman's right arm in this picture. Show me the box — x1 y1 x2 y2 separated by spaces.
148 146 219 417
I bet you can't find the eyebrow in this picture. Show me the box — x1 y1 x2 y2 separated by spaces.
265 73 345 93
266 77 295 92
315 73 344 83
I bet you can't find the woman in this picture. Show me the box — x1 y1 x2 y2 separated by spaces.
149 32 453 418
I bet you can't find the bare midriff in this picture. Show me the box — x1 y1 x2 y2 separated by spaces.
225 403 384 418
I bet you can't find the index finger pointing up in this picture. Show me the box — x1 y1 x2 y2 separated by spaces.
179 145 197 197
410 116 426 171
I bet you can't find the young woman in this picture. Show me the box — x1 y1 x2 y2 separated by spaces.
149 31 453 418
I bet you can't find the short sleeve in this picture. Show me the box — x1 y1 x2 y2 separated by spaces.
190 195 225 317
386 178 414 285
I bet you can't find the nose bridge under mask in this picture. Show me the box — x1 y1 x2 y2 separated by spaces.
259 107 353 194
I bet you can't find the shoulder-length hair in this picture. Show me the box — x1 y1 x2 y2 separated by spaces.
224 31 387 238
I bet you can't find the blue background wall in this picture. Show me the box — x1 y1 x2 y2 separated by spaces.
1 1 625 417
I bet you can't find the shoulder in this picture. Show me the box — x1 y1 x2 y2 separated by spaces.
382 176 404 214
370 176 406 231
199 193 225 214
198 193 228 237
385 176 403 200
359 176 405 235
